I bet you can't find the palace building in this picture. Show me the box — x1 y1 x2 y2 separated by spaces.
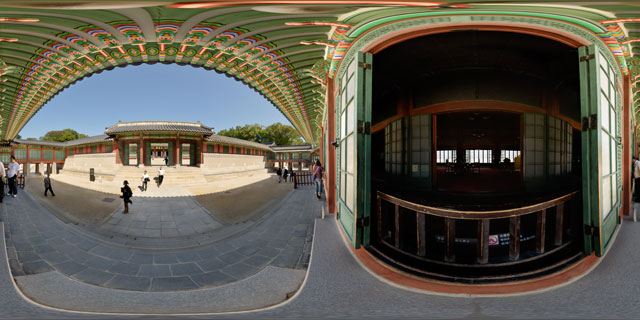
7 121 317 181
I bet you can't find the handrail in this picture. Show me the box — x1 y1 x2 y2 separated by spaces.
377 190 578 220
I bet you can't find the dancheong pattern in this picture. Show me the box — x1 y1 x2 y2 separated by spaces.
3 1 640 142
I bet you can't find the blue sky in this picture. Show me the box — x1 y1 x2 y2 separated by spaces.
18 64 290 139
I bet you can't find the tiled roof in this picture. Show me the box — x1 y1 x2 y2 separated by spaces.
206 134 272 151
105 121 213 135
14 139 65 147
14 134 112 147
64 134 112 146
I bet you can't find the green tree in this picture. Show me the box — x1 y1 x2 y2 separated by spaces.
263 122 305 145
41 129 88 142
26 137 37 141
15 134 21 139
217 124 265 142
217 122 305 145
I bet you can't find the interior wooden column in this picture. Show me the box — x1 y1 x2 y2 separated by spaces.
477 219 489 264
417 213 426 257
444 218 455 262
394 204 400 248
555 203 564 246
509 216 520 261
536 209 547 253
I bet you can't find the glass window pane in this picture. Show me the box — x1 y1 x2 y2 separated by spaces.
602 135 610 175
341 173 346 201
602 176 612 219
601 92 609 131
611 106 616 137
347 135 354 173
346 101 355 134
341 111 346 139
346 174 354 210
611 137 616 174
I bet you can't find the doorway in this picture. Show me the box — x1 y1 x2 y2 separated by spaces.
435 111 522 193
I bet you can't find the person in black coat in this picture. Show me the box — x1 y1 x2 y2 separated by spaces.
121 180 133 214
276 167 282 183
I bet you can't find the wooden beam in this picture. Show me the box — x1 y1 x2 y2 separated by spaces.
417 213 426 257
477 219 489 264
536 209 547 253
555 202 564 246
509 216 521 261
445 218 455 262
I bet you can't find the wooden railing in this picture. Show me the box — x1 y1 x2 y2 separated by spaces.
377 190 578 264
293 171 314 189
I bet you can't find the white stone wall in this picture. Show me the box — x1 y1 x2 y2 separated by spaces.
200 153 266 175
61 153 120 179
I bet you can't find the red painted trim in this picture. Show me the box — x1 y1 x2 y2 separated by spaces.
327 77 337 214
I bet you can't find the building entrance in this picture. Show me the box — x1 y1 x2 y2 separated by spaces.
435 111 522 193
150 143 169 166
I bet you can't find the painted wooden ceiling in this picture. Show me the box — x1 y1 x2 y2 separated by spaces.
2 1 640 142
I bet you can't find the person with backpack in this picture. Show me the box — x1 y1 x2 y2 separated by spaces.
283 167 289 183
121 180 133 214
276 167 282 183
312 159 324 199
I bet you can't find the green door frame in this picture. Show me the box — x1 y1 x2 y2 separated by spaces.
579 44 622 257
336 51 373 249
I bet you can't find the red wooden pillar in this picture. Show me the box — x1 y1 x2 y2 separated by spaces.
176 136 181 166
201 139 205 165
326 77 337 214
623 74 631 216
139 134 144 166
114 139 121 164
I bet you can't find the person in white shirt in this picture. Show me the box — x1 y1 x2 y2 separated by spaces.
7 156 19 198
157 166 165 187
0 160 5 202
141 170 150 192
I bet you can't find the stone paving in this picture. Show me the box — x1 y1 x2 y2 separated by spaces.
1 199 640 317
2 186 320 292
97 196 224 239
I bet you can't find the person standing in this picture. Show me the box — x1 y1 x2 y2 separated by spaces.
141 170 150 191
164 155 169 166
276 167 282 183
121 180 133 213
44 173 55 197
0 160 5 203
282 167 288 183
312 160 324 199
157 166 165 187
7 156 19 198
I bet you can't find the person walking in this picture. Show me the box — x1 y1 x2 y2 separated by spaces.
157 166 165 187
312 160 324 199
121 180 133 214
141 170 150 191
0 160 5 203
164 155 169 166
282 167 289 183
7 156 19 198
44 173 55 197
276 167 282 183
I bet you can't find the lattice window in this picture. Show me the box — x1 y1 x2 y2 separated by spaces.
410 114 430 178
524 113 545 178
437 150 457 164
465 149 492 164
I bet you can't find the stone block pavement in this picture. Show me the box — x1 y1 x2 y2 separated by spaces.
1 196 640 317
2 185 320 292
